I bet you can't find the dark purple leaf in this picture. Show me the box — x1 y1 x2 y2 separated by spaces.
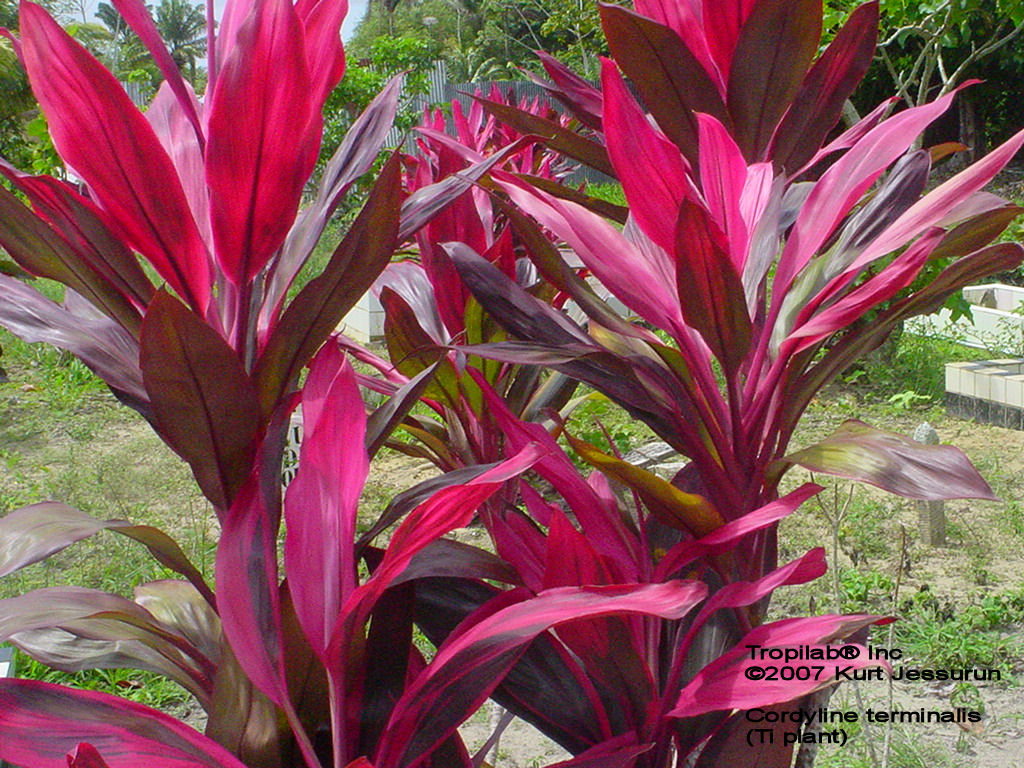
475 96 613 176
674 200 751 373
412 578 605 754
691 706 795 768
272 75 404 311
512 173 628 224
534 50 604 130
726 0 822 161
366 363 440 459
380 582 707 768
600 4 729 164
771 1 879 172
140 291 261 511
0 183 142 334
254 151 402 418
398 137 538 242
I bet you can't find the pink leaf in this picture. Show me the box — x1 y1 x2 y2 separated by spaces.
295 0 348 105
146 83 212 252
0 679 249 768
774 86 964 293
216 474 290 711
696 113 750 267
284 342 368 656
844 126 1024 275
601 58 691 254
337 443 548 634
111 0 205 146
671 614 889 718
206 0 318 284
497 177 683 332
67 743 112 768
656 483 822 579
19 3 209 310
379 582 707 768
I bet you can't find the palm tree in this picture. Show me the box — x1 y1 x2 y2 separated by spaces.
95 2 152 78
156 0 206 82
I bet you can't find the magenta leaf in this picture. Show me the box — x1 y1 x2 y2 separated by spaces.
0 679 249 768
294 0 349 105
774 86 963 291
379 582 707 768
11 170 156 306
601 59 689 254
215 474 289 713
496 179 682 332
110 0 205 145
474 96 613 176
18 2 209 310
546 734 651 767
206 0 316 284
140 292 261 511
284 342 367 657
339 443 548 632
784 419 997 501
600 4 729 162
67 743 113 768
655 483 822 580
535 50 604 129
671 614 888 718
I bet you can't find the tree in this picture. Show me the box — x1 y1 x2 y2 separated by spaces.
155 0 206 81
830 0 1024 151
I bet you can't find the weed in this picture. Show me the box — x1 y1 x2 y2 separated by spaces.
895 585 1024 675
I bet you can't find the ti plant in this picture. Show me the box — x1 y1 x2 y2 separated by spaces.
343 87 580 476
454 0 1023 562
0 0 1017 767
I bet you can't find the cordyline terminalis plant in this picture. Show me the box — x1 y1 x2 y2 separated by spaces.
0 1 890 767
454 0 1024 564
432 1 1022 758
0 0 411 515
345 87 581 476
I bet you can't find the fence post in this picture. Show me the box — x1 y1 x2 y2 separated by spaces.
913 422 946 546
